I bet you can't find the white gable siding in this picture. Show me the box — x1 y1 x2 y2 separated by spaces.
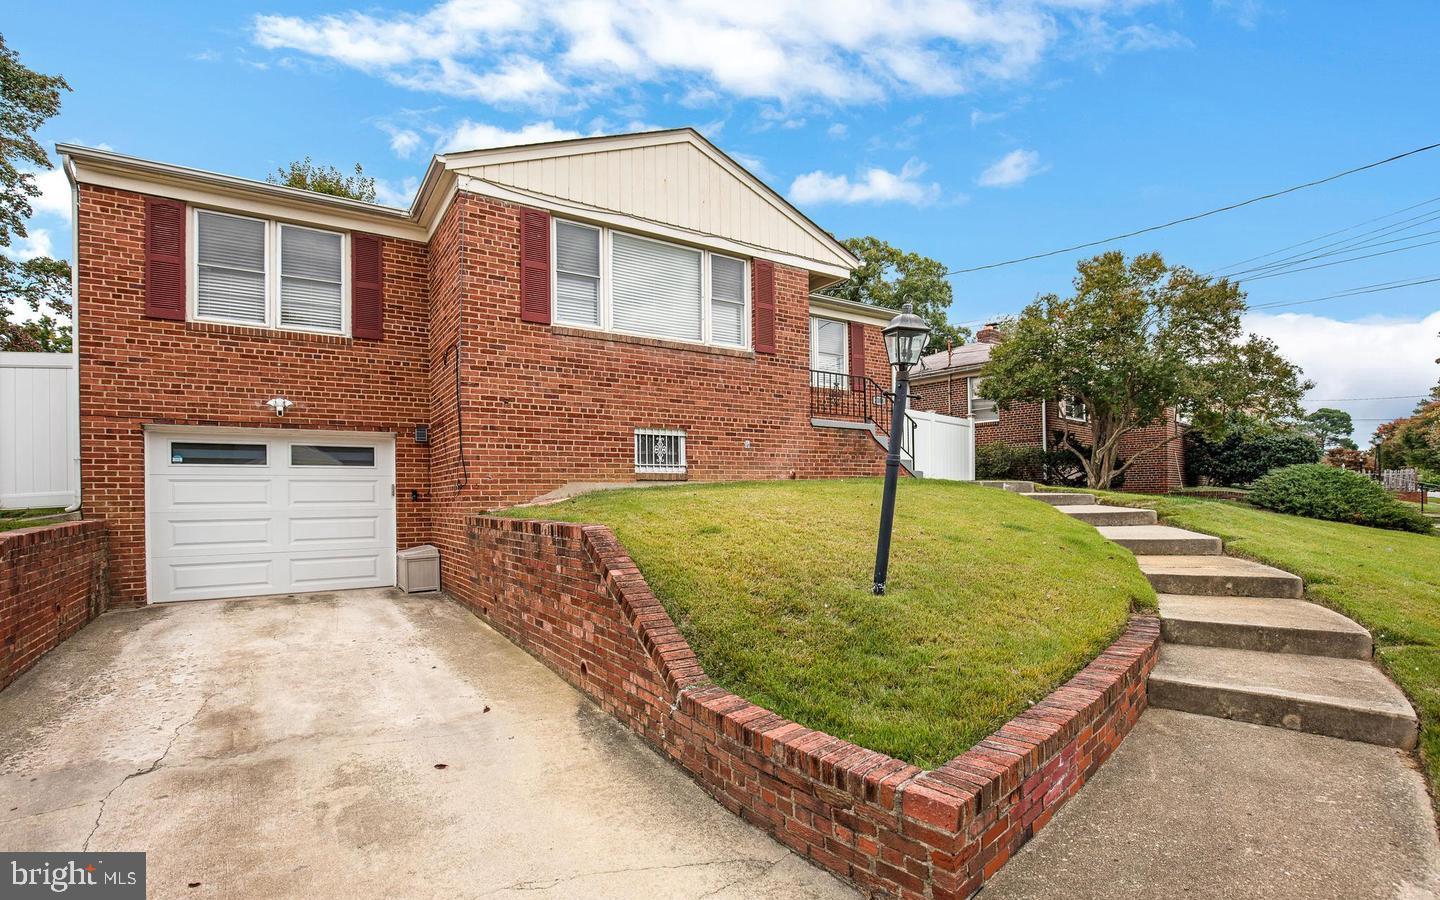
456 140 850 274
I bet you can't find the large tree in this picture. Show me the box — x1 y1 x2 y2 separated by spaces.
1302 407 1354 450
0 33 73 352
824 236 970 353
980 251 1311 490
267 157 377 203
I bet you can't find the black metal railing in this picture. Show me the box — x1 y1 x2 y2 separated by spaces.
808 369 917 462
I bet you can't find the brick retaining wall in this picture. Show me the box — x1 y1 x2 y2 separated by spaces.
0 520 110 690
462 515 1160 898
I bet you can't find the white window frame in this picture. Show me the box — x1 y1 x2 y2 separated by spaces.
188 208 350 337
634 428 688 474
809 315 849 375
1060 396 1089 423
969 376 1000 423
551 218 749 350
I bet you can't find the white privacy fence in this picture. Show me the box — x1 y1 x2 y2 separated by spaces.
0 352 79 509
908 409 975 481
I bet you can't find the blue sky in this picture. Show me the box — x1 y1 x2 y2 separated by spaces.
9 1 1439 434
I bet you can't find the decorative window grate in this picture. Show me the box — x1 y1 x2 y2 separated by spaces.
635 429 687 474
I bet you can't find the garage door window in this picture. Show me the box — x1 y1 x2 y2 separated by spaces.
291 445 376 467
170 442 267 465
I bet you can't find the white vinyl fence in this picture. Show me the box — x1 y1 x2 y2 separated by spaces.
909 409 975 481
1 352 78 509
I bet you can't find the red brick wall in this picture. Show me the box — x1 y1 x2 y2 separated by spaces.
424 193 888 593
0 521 110 690
464 515 1160 899
76 184 432 605
910 373 1184 493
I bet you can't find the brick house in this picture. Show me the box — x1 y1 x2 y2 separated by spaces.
909 323 1185 493
61 128 907 606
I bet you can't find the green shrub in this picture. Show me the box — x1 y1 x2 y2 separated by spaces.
976 442 1047 480
1249 464 1433 534
1186 429 1320 487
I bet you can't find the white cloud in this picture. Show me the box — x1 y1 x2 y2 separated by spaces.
977 148 1048 187
3 228 55 262
253 1 1181 106
969 108 1006 127
373 176 420 208
827 123 848 139
1245 310 1440 437
789 158 940 206
387 128 423 158
28 167 72 221
1213 0 1265 29
441 120 585 152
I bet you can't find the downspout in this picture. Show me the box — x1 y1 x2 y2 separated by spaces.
62 154 82 514
1040 399 1048 485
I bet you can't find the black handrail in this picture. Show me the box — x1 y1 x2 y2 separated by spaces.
808 369 917 462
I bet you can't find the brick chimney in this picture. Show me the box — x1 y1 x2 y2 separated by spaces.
976 322 1004 344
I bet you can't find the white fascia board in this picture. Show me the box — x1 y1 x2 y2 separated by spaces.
63 148 426 241
807 294 896 327
462 176 854 281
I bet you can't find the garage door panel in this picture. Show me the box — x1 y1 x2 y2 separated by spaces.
146 431 396 603
288 552 385 588
288 513 381 546
166 517 276 553
288 478 382 506
165 477 273 508
166 557 277 593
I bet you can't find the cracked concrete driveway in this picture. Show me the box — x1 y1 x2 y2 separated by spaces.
0 589 856 900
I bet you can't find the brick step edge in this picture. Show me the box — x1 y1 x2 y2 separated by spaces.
464 514 1161 900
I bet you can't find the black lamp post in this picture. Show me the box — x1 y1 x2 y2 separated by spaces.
873 303 930 595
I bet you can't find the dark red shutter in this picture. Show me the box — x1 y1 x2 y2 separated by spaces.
144 197 186 321
519 207 551 324
752 259 776 354
848 321 866 391
351 232 385 340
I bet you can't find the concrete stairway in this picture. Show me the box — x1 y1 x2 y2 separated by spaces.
985 482 1419 750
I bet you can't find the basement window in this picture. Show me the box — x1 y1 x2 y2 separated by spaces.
635 429 687 475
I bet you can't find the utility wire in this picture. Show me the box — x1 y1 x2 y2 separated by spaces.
1308 395 1428 402
1206 194 1440 275
942 141 1440 276
1238 237 1440 283
1217 210 1440 280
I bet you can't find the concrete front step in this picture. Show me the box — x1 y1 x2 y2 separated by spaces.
1149 645 1418 749
1138 555 1303 599
1056 504 1158 527
1158 595 1373 659
1097 525 1223 556
975 480 1037 493
1019 492 1096 506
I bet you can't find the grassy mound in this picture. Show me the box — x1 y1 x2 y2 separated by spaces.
501 479 1153 768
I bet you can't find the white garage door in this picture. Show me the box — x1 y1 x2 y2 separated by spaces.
145 429 396 603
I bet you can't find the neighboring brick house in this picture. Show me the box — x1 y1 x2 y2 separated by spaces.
909 324 1185 493
61 129 904 606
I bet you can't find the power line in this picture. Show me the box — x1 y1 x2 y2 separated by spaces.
1307 395 1428 402
1238 237 1440 283
942 141 1440 276
1206 194 1440 276
1217 209 1440 280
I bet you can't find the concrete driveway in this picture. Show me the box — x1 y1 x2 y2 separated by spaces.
0 589 856 900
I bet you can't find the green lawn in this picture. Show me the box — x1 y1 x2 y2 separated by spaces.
1081 488 1440 805
0 508 65 532
501 479 1155 768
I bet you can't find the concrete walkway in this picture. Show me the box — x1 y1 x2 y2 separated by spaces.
979 483 1440 898
0 590 856 900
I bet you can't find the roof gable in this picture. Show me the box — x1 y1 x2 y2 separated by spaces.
439 129 858 279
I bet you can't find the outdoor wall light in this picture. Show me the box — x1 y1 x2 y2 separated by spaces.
872 303 930 595
266 397 295 417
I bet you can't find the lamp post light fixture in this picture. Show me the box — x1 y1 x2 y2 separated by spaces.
872 302 930 595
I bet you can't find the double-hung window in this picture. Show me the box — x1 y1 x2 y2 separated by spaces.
1060 396 1088 423
193 210 347 335
551 218 748 349
969 376 999 423
809 316 848 389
